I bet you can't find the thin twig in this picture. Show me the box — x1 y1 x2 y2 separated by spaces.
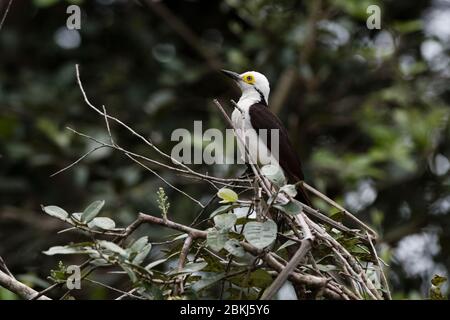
115 288 139 300
125 153 205 208
307 216 382 299
366 231 391 300
74 64 243 185
0 0 13 31
84 278 145 300
138 212 207 239
0 256 14 279
173 234 194 295
50 146 106 177
302 182 378 238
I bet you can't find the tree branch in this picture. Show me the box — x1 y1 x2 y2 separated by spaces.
135 212 349 299
260 213 314 300
0 270 51 300
174 234 194 295
138 212 207 239
0 0 13 31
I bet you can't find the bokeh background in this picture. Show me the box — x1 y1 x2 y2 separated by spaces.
0 0 449 299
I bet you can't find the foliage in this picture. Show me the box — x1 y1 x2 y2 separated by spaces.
39 167 387 300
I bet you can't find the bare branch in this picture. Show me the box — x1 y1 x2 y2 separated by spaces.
0 0 13 31
125 153 205 208
366 231 391 300
0 269 51 300
138 212 207 239
173 235 194 295
134 212 350 299
0 256 14 279
115 288 140 300
260 213 314 300
302 182 378 239
84 278 145 300
50 145 106 177
74 64 243 185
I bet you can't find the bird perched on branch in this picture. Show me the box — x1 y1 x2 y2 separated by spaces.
221 69 310 205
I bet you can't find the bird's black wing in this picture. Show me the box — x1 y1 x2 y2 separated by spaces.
248 103 303 181
248 103 311 205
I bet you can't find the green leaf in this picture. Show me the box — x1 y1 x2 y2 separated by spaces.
224 239 245 257
87 217 116 230
132 243 152 265
137 283 164 300
81 200 105 223
129 236 149 253
200 252 226 272
277 240 297 252
248 269 273 288
98 240 128 258
121 264 138 283
330 211 345 222
209 204 239 218
280 184 297 197
206 228 228 251
171 262 208 274
42 205 69 220
213 213 237 230
230 269 273 288
350 244 371 255
274 199 303 215
217 188 238 203
191 273 225 292
43 245 89 256
71 212 82 222
145 258 168 270
261 164 286 187
243 220 277 249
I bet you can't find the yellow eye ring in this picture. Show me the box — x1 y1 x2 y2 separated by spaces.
242 74 255 84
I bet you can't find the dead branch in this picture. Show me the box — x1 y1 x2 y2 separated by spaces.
73 64 246 185
0 269 51 300
0 0 13 31
132 213 352 299
174 235 194 295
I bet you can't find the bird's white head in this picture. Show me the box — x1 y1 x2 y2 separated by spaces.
221 70 270 105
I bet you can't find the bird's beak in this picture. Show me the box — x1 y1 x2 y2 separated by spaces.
221 69 240 82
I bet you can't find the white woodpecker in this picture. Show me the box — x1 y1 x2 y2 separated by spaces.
221 69 310 205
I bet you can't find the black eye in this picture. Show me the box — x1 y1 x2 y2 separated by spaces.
247 76 252 81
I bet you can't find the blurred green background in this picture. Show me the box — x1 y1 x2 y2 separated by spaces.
0 0 449 299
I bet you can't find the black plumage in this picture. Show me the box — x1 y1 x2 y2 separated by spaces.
248 103 311 206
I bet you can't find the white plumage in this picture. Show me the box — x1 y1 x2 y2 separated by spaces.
230 71 280 167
